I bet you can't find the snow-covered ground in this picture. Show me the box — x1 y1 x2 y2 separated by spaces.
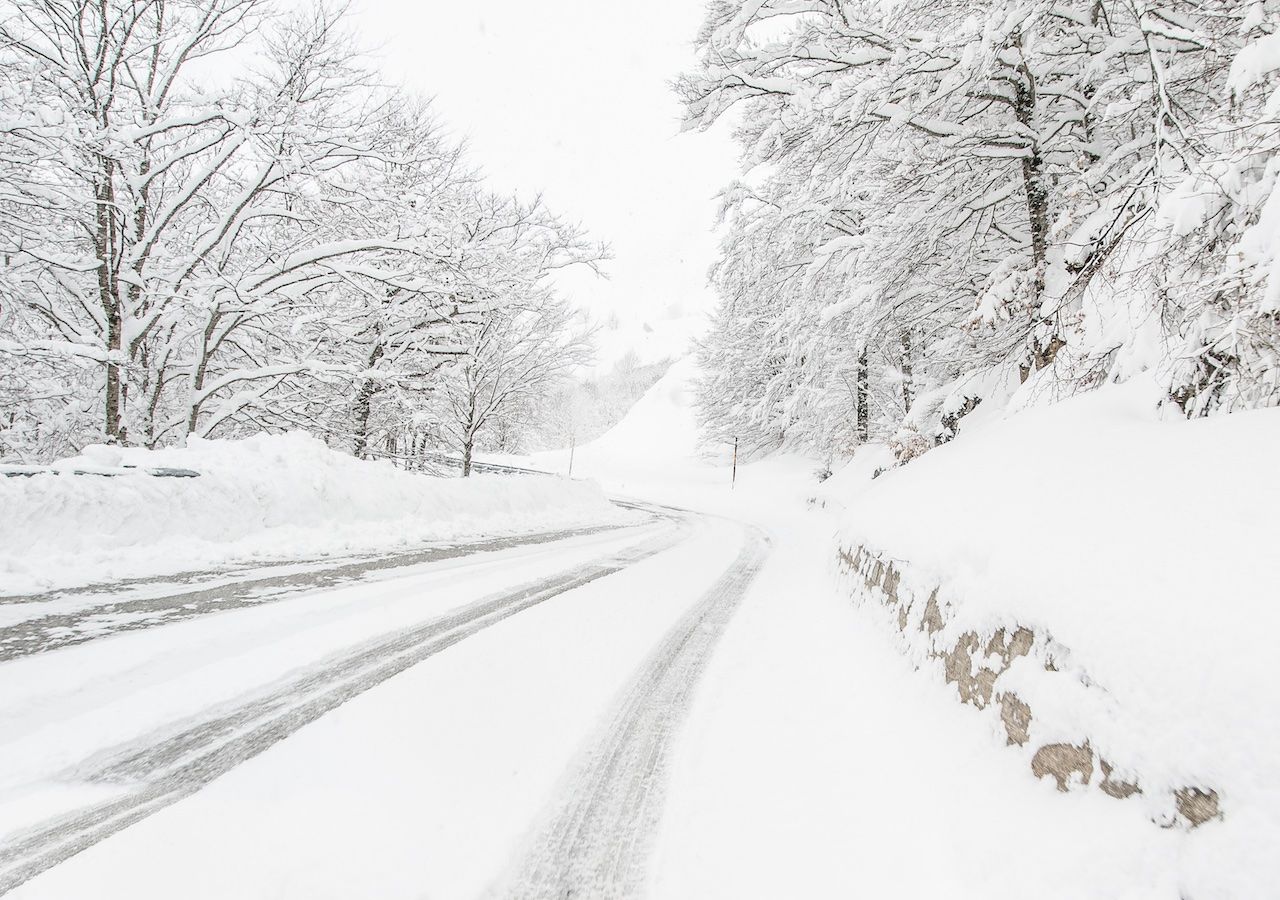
649 511 1181 900
0 432 630 595
1 356 1268 899
814 375 1280 896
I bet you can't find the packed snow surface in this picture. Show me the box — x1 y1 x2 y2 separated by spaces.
0 432 629 594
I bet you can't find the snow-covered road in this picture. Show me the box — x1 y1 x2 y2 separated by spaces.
491 528 768 898
0 508 689 890
0 519 637 663
1 492 1184 900
0 503 783 897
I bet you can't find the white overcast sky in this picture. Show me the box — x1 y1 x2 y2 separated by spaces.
349 0 737 329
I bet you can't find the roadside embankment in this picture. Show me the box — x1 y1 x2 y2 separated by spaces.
818 377 1280 896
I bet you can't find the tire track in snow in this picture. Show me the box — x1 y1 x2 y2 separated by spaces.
0 509 689 897
0 519 635 662
490 525 770 900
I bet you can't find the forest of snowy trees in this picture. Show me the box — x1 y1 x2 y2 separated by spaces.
681 0 1280 460
0 0 600 467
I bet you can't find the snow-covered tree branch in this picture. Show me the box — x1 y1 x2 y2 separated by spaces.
0 0 605 463
682 0 1280 462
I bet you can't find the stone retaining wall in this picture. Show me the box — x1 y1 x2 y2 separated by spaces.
837 544 1220 829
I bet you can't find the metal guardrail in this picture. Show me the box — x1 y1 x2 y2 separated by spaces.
419 452 550 477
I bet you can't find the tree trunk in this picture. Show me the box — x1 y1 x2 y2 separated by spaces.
185 313 221 438
1010 28 1048 289
856 344 869 443
96 160 124 443
351 343 385 458
898 330 914 414
460 385 479 477
351 384 376 459
1009 27 1060 377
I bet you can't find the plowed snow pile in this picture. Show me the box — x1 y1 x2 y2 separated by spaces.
0 432 629 594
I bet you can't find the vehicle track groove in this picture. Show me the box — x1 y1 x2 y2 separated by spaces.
491 527 770 899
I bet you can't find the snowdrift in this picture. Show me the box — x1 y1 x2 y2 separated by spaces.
0 432 629 594
822 377 1279 891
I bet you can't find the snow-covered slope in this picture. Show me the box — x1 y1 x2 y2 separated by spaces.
819 376 1280 894
527 354 703 482
577 355 702 463
0 433 629 594
524 355 819 514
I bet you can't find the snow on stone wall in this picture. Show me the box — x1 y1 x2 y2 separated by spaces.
821 375 1280 891
836 544 1218 828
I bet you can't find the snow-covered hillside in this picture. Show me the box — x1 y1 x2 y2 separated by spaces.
524 356 819 513
819 378 1280 896
0 433 629 595
568 355 703 464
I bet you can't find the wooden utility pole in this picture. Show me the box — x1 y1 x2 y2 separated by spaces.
567 433 576 479
732 437 738 490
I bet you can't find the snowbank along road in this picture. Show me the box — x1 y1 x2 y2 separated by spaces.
0 501 769 897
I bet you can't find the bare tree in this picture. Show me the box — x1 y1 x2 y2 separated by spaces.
0 2 607 461
438 295 593 476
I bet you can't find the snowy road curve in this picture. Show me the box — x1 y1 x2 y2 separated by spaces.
0 521 628 662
